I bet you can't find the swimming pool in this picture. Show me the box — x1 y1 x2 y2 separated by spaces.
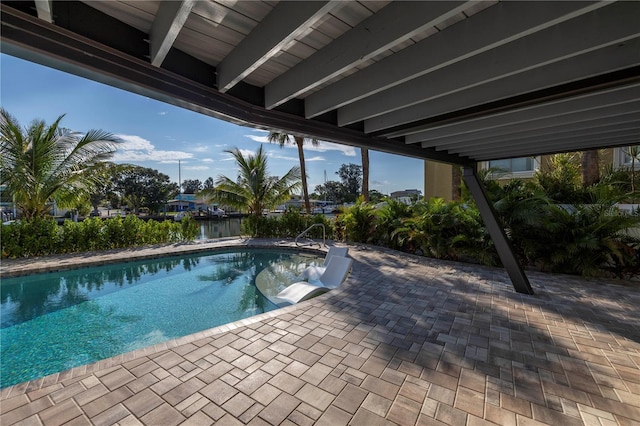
0 249 321 388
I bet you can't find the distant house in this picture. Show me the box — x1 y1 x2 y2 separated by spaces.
423 145 639 201
390 189 422 200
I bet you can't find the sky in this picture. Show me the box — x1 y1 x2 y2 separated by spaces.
0 54 424 196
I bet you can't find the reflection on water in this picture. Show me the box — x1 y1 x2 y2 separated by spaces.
1 249 320 388
198 218 242 240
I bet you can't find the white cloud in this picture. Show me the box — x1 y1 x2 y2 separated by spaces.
192 145 209 153
246 134 268 143
201 158 215 163
184 165 209 171
269 153 299 162
244 133 356 157
112 134 193 163
158 111 167 116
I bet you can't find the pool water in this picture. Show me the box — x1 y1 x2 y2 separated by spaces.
0 249 320 388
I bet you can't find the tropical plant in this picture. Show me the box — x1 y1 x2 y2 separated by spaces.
337 198 376 243
374 198 413 250
88 162 119 212
535 153 583 203
268 131 318 214
200 145 301 220
0 109 120 219
393 198 485 261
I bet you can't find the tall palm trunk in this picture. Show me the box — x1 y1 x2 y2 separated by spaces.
451 165 461 201
581 150 600 186
361 148 370 202
295 136 312 214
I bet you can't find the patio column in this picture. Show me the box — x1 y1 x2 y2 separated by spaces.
462 165 534 295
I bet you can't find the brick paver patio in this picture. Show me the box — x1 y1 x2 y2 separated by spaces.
1 239 639 425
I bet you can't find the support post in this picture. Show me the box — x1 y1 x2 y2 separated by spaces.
462 166 534 294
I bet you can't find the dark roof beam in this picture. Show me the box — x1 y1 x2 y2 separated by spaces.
422 103 640 149
403 82 640 141
447 119 640 156
474 133 640 161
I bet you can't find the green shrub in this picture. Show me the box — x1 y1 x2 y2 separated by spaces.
240 211 334 240
338 201 376 243
1 216 196 259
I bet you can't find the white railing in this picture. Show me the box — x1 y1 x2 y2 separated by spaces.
295 223 326 247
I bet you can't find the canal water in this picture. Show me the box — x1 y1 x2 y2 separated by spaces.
197 218 242 240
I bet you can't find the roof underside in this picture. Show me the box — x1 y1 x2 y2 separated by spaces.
1 0 639 166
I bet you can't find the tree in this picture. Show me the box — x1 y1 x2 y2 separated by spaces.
199 145 301 218
451 165 462 202
337 163 362 202
88 162 119 212
113 165 178 213
623 145 640 193
203 177 216 189
368 189 386 203
581 150 600 186
361 148 370 202
182 179 202 194
0 109 119 219
314 181 345 204
268 132 318 214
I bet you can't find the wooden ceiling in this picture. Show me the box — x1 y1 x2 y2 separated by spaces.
2 0 638 166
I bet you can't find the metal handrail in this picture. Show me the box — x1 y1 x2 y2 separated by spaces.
295 223 326 247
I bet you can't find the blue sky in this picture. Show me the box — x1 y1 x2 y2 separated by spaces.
1 54 424 195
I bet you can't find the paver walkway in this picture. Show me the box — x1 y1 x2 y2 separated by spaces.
1 239 639 425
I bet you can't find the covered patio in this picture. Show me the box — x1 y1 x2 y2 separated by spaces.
1 1 639 424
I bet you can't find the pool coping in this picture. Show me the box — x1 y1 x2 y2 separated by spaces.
0 237 331 278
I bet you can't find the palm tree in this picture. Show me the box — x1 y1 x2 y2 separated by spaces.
0 109 119 219
623 145 640 193
361 148 370 202
199 145 301 218
581 150 600 186
267 132 317 214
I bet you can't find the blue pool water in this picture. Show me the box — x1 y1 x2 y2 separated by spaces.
0 249 320 388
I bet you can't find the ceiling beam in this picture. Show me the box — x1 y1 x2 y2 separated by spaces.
34 0 53 23
421 103 640 149
149 0 195 67
402 83 640 141
217 1 339 93
342 1 640 127
305 1 604 119
363 40 640 134
474 133 640 161
265 0 469 110
447 118 640 155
